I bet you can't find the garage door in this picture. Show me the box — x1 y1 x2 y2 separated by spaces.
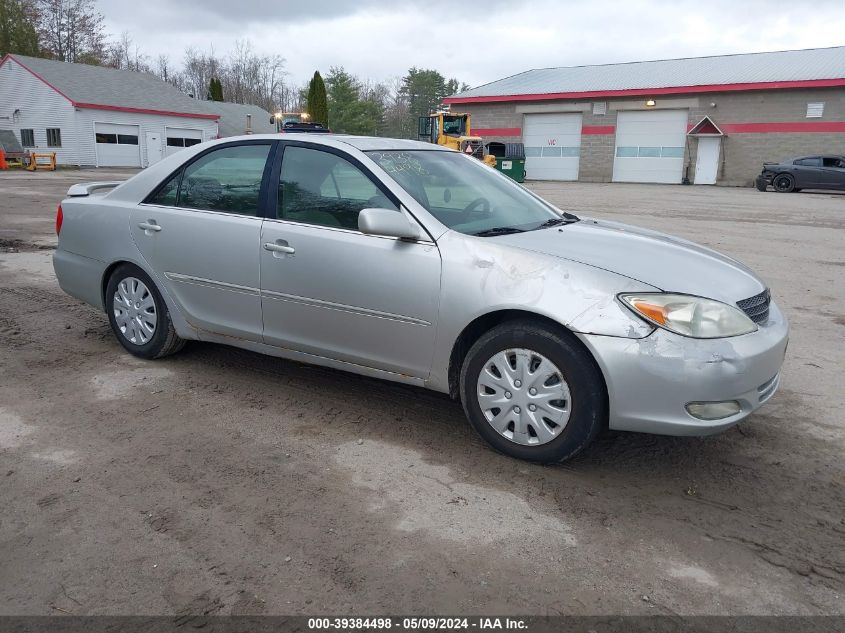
523 113 582 180
94 123 141 167
165 127 204 157
612 110 688 183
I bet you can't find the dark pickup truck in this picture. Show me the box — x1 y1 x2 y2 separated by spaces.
279 122 332 134
756 155 845 192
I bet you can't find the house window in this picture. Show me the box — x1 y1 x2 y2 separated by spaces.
167 136 202 148
806 103 824 118
20 129 35 147
46 128 62 147
96 133 139 145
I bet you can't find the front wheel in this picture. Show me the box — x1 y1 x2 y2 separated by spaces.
773 173 795 193
459 320 606 463
106 263 185 359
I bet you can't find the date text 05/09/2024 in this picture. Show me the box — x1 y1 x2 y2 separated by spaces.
307 617 528 630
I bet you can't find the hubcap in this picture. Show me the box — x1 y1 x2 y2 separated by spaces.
476 348 571 446
113 277 157 345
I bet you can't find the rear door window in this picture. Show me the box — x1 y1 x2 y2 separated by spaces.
178 144 272 216
822 157 845 168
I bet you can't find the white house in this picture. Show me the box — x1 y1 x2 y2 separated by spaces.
0 54 222 168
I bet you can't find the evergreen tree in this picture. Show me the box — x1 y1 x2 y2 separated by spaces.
400 68 448 120
207 77 223 101
307 70 328 127
0 0 39 57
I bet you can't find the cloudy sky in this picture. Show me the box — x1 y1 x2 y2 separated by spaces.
98 0 845 88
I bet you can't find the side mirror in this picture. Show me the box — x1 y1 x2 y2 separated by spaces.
358 208 421 240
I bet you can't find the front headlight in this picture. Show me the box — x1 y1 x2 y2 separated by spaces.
619 293 757 338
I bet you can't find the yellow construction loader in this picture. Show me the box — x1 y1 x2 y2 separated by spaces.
418 111 497 167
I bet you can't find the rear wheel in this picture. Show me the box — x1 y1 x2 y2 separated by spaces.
773 173 795 193
106 263 185 359
459 320 606 463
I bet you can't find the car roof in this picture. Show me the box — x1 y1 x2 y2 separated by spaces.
789 155 844 162
224 133 450 152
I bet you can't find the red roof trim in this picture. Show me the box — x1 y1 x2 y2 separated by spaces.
2 54 75 104
3 54 220 120
74 102 220 120
444 78 845 104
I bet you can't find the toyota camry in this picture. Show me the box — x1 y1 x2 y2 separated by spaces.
53 134 788 462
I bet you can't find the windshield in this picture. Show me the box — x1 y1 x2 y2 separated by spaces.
442 115 466 136
367 150 575 236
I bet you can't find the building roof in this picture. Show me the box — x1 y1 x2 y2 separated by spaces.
198 101 276 137
445 46 845 104
1 54 219 119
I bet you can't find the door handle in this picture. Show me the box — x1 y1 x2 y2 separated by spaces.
138 221 162 233
263 241 295 254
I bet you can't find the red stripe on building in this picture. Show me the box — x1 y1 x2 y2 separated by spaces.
444 78 845 105
582 125 615 135
471 127 521 136
720 121 845 133
472 121 845 139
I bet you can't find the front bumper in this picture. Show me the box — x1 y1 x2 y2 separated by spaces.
577 300 789 436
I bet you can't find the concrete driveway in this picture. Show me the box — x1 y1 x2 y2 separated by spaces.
0 171 843 616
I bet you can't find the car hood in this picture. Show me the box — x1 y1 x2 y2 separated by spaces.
492 218 766 304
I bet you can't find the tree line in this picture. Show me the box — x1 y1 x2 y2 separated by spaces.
0 0 471 138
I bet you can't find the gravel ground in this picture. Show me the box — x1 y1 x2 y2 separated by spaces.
0 169 843 616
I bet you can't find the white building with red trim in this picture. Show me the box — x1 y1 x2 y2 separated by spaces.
0 54 223 168
445 46 845 185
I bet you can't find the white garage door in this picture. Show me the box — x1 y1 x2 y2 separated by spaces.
612 110 687 183
165 127 204 157
94 123 141 167
523 113 582 181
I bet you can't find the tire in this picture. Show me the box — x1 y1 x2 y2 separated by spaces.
772 173 795 193
459 319 606 463
105 263 185 359
755 176 768 192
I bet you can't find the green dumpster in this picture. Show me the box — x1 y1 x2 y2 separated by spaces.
486 142 526 183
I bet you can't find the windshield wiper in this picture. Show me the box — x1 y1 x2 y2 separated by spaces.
472 226 526 237
534 216 580 230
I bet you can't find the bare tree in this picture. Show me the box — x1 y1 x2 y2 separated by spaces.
105 30 149 72
154 53 172 83
37 0 106 63
182 46 220 99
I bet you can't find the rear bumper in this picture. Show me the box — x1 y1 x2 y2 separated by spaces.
53 249 107 310
578 301 789 436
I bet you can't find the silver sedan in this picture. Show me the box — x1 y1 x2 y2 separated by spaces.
53 134 788 462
